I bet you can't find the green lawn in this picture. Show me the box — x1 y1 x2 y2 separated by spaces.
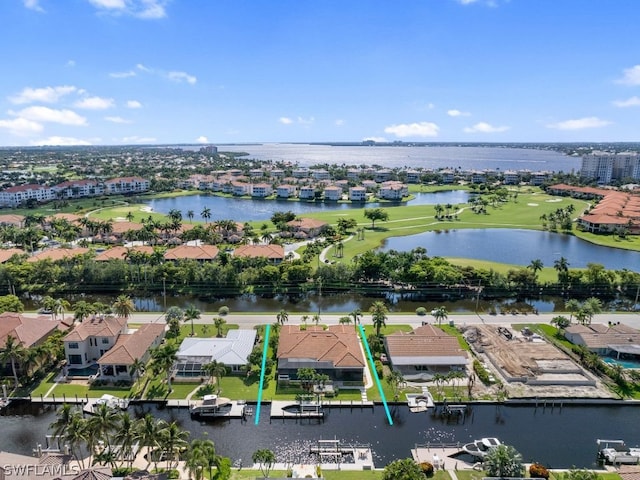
30 372 57 397
51 383 135 399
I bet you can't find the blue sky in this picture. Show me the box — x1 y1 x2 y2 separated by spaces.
1 0 640 146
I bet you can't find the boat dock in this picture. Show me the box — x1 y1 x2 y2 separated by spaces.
309 439 375 469
412 442 477 470
270 400 325 420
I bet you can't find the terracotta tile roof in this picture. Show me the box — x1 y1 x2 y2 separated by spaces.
3 183 48 193
287 217 328 231
0 312 61 348
27 248 90 263
70 468 113 480
233 244 284 260
164 244 219 260
48 213 82 223
384 325 468 359
0 248 26 263
95 246 155 261
110 221 144 234
99 323 165 365
277 325 365 368
105 176 147 184
0 214 24 226
64 316 127 342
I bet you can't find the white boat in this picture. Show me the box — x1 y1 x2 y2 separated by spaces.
597 439 640 464
83 394 130 414
190 394 233 417
461 437 502 458
406 392 434 412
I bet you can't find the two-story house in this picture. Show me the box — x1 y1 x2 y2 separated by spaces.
63 316 127 369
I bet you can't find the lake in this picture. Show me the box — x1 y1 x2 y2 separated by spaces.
2 401 639 469
146 191 470 222
382 229 640 271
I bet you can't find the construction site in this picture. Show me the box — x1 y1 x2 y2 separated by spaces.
463 324 615 399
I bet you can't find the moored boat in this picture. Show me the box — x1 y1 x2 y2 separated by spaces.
461 437 502 458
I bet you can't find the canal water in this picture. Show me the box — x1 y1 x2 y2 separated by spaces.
2 401 639 468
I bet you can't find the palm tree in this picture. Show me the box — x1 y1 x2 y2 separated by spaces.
252 449 276 478
431 306 448 326
65 413 89 469
350 308 363 325
484 444 524 478
528 259 544 280
112 294 136 320
565 298 581 323
202 360 226 393
72 300 95 323
157 420 189 470
136 413 161 470
151 343 179 392
554 256 570 283
89 403 118 450
113 412 137 469
213 316 226 337
386 370 405 401
201 207 212 224
184 304 201 337
50 403 76 440
126 211 134 222
54 298 70 322
186 210 195 223
370 301 388 337
0 335 25 386
276 309 288 326
130 357 146 386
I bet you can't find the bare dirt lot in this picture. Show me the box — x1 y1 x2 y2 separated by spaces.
464 324 615 399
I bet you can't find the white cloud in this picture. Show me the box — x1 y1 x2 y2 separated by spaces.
0 117 43 136
75 96 115 110
612 96 640 108
13 106 88 126
279 117 293 125
196 136 209 143
384 121 440 138
110 70 137 78
363 136 387 143
9 85 77 105
297 116 314 125
31 136 92 146
88 0 167 18
122 136 157 144
335 119 345 126
136 63 152 73
546 117 611 130
104 116 132 124
126 100 143 109
617 65 640 86
23 0 44 12
448 109 471 117
167 71 197 84
66 60 76 67
463 122 510 133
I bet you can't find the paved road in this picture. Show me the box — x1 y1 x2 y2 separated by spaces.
126 310 640 330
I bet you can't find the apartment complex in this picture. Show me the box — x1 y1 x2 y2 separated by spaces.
581 152 640 184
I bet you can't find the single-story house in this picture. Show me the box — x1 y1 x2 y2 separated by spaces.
174 329 257 377
384 324 469 379
233 244 285 264
97 323 166 380
277 325 365 382
564 323 640 358
164 244 219 261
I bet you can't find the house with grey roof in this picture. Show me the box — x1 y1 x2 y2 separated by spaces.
564 323 640 358
174 329 257 378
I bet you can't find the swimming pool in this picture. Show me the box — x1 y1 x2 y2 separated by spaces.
603 357 640 369
66 365 99 377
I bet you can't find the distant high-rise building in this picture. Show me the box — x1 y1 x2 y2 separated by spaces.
580 151 640 184
199 145 218 155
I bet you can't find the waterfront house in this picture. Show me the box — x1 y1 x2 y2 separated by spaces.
298 185 316 200
0 312 64 377
276 325 366 382
276 184 297 198
378 181 408 200
406 170 421 183
564 323 640 358
250 183 273 198
174 329 257 377
384 324 469 379
233 244 285 264
324 185 342 201
97 323 165 380
231 181 249 196
63 316 127 369
349 186 367 202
